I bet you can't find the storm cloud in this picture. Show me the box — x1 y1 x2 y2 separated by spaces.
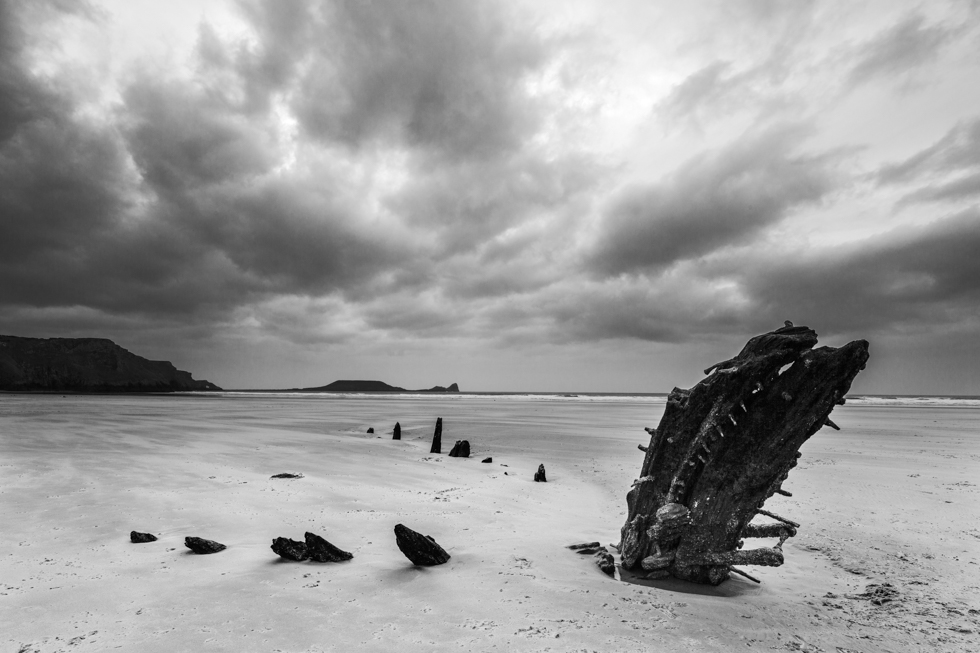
1 0 979 393
587 124 838 275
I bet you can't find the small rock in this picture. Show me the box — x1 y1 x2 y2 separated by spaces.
393 422 401 440
394 523 450 566
270 473 304 479
305 532 353 562
271 537 309 561
130 531 157 543
594 548 615 576
481 457 492 463
185 536 226 554
534 464 547 482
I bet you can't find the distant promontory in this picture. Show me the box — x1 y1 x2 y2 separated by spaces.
301 380 459 393
0 335 221 392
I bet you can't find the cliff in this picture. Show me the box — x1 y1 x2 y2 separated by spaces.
302 380 459 393
0 335 221 392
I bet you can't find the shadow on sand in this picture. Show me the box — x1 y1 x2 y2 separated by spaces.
617 565 763 598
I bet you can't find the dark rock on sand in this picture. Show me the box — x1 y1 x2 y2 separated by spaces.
305 532 353 562
393 422 401 440
534 464 547 482
482 457 492 463
367 427 374 434
568 541 601 550
271 537 309 561
448 440 470 458
185 536 226 554
595 547 616 576
0 335 220 392
130 531 157 543
430 417 443 454
394 523 451 566
270 472 304 479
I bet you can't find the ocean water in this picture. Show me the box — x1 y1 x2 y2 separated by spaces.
205 390 980 408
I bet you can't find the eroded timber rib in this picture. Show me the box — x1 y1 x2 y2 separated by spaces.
621 324 869 585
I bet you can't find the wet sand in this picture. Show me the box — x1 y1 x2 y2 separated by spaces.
1 394 977 652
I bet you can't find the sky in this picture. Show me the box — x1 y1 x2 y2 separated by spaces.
1 0 979 394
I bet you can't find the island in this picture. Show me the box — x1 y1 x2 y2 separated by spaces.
0 335 221 392
300 380 459 393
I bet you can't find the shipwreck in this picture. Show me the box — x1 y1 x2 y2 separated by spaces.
619 322 869 585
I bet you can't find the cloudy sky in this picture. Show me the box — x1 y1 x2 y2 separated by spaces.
2 0 979 393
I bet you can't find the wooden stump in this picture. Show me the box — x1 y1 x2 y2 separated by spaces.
534 464 547 482
393 422 401 440
430 418 443 454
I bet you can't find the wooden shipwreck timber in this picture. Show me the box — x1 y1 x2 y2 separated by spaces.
619 323 870 585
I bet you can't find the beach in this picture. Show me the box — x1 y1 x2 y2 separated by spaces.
1 393 977 652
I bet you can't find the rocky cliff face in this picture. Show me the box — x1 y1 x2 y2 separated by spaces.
0 336 220 392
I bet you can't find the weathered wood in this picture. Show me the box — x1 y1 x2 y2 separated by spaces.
271 537 309 561
594 547 615 576
130 531 157 543
756 509 800 529
448 440 470 457
619 324 869 585
729 567 761 583
567 542 601 550
430 418 443 454
305 532 353 562
184 536 226 554
743 522 797 539
394 524 450 566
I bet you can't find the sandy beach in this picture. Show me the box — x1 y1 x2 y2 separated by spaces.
1 393 977 652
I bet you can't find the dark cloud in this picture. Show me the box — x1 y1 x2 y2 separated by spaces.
656 61 738 128
587 124 838 276
846 13 957 87
220 0 546 161
654 53 801 130
531 208 980 350
735 208 980 336
0 0 563 334
877 116 980 184
875 117 980 206
900 173 980 205
122 78 278 193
